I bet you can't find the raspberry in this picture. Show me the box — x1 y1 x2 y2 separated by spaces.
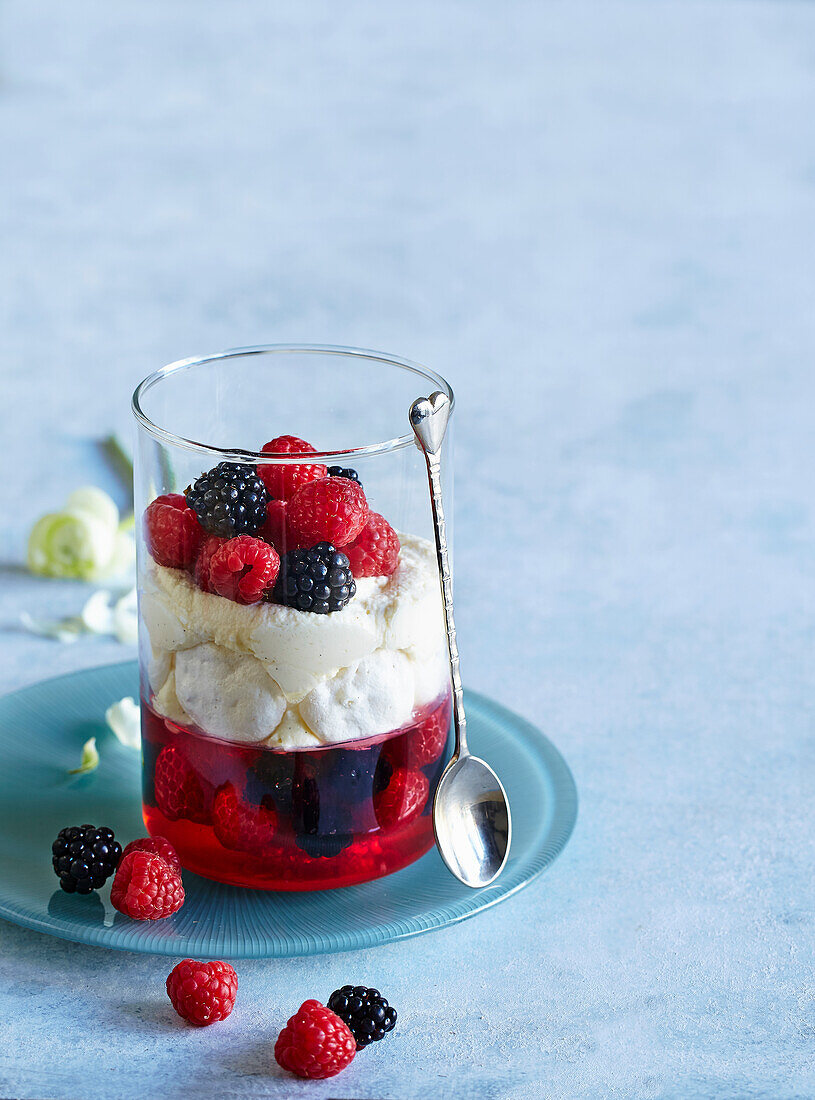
209 535 280 604
259 436 327 501
412 697 451 767
213 782 278 853
274 1000 356 1079
154 745 212 823
154 493 187 510
144 495 203 569
344 513 401 577
374 767 429 828
110 850 184 920
166 959 238 1027
194 535 226 593
288 478 369 548
121 836 182 875
260 499 290 552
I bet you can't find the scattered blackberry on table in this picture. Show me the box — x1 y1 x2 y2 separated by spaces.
272 542 356 614
51 824 122 894
327 465 362 488
185 462 269 538
327 985 397 1050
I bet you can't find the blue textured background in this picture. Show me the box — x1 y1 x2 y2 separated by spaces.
2 2 814 1097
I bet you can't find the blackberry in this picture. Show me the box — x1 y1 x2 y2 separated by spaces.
292 764 353 859
185 462 269 538
327 465 362 488
318 746 378 805
327 985 397 1049
51 824 122 894
246 752 295 814
273 542 356 614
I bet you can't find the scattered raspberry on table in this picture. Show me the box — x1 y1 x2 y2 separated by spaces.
166 959 238 1026
274 999 357 1079
110 850 185 920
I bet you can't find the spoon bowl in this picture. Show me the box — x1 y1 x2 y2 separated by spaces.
433 754 512 887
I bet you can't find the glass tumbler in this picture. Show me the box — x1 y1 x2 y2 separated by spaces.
131 345 454 890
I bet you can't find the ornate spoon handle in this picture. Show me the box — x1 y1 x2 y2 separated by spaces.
409 392 467 757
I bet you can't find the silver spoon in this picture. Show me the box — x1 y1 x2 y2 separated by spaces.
410 392 512 888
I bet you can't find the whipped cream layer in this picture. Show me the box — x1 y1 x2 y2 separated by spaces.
140 534 448 749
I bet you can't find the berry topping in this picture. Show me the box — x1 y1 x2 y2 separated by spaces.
208 535 280 604
193 535 225 592
327 985 397 1050
185 462 269 538
144 496 203 569
344 513 400 578
51 824 122 894
327 465 362 487
166 959 238 1027
259 436 327 501
274 1000 357 1079
154 745 212 823
273 543 356 614
373 767 429 828
110 850 185 920
287 477 369 548
260 499 290 552
120 836 182 875
213 782 278 853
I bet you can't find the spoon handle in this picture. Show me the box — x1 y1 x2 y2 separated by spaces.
410 394 468 758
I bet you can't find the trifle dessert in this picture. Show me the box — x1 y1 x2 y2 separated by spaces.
137 433 451 889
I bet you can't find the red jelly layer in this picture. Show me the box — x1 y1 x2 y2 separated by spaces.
140 691 452 890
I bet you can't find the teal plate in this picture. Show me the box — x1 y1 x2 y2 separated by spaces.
0 661 577 958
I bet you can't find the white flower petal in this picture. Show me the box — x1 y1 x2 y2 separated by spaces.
80 589 115 634
105 697 140 749
112 588 138 645
20 611 82 643
68 736 99 775
65 487 119 531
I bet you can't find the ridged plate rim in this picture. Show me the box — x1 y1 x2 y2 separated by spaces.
0 661 577 957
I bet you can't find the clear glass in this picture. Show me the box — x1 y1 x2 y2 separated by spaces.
132 345 454 890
